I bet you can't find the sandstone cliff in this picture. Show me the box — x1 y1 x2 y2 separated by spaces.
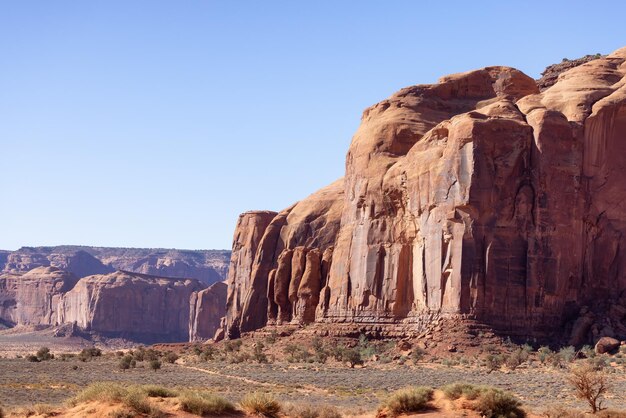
0 267 226 343
189 281 227 341
0 267 78 328
1 246 230 285
223 47 626 345
58 271 205 343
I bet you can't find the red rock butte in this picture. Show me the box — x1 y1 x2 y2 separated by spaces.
222 47 626 345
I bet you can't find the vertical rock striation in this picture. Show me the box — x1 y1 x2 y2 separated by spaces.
222 47 626 343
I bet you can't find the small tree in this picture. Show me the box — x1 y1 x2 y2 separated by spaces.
119 355 133 370
149 359 162 372
165 352 179 364
568 364 609 413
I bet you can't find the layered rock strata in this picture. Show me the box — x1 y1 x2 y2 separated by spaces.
223 47 626 344
0 267 225 343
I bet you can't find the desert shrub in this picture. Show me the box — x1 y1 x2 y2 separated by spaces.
132 348 145 362
108 409 135 418
60 353 76 361
485 354 505 371
26 354 40 362
119 354 133 370
595 410 626 418
568 364 609 413
538 346 552 364
70 383 163 417
200 346 217 361
141 385 177 398
343 347 363 368
36 346 53 361
228 351 251 364
253 342 268 363
580 345 596 359
411 347 425 363
224 339 242 353
474 387 525 418
284 344 313 363
149 359 162 371
558 346 576 364
506 348 530 369
33 404 56 416
78 347 102 362
542 405 585 417
266 329 278 344
284 403 342 418
240 392 281 417
179 391 236 415
311 337 329 363
164 351 178 364
441 383 483 400
358 334 376 359
144 349 160 361
380 386 433 415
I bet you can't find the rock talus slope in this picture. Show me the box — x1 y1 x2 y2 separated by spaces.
223 47 626 343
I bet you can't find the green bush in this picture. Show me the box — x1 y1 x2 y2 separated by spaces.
381 386 433 415
253 342 268 363
474 388 525 418
69 382 164 417
558 346 576 363
179 391 236 416
240 392 281 417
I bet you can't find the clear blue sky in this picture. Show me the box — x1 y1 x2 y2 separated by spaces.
1 1 624 251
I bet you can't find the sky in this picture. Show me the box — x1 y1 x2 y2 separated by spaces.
1 1 624 251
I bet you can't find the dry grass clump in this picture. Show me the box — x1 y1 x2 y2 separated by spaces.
542 405 585 417
441 382 484 400
379 386 433 416
240 392 282 417
68 382 164 417
475 387 525 418
141 384 178 398
283 403 342 418
594 410 626 418
178 390 236 416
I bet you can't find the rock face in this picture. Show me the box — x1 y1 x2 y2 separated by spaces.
0 266 226 343
0 267 79 327
189 281 228 341
223 47 626 343
1 246 230 285
57 271 205 343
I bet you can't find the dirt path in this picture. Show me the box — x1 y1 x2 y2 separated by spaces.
179 364 332 396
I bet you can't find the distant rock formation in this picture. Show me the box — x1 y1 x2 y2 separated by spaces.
222 47 626 345
1 246 230 285
189 281 227 341
0 267 227 343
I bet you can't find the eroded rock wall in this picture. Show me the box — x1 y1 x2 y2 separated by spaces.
223 47 626 343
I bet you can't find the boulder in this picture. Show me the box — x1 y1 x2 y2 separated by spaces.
595 336 621 354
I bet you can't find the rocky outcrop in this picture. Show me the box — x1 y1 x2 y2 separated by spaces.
536 54 605 91
225 180 344 337
0 267 78 327
1 246 230 284
222 47 626 344
189 281 227 341
0 266 227 343
58 271 205 343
